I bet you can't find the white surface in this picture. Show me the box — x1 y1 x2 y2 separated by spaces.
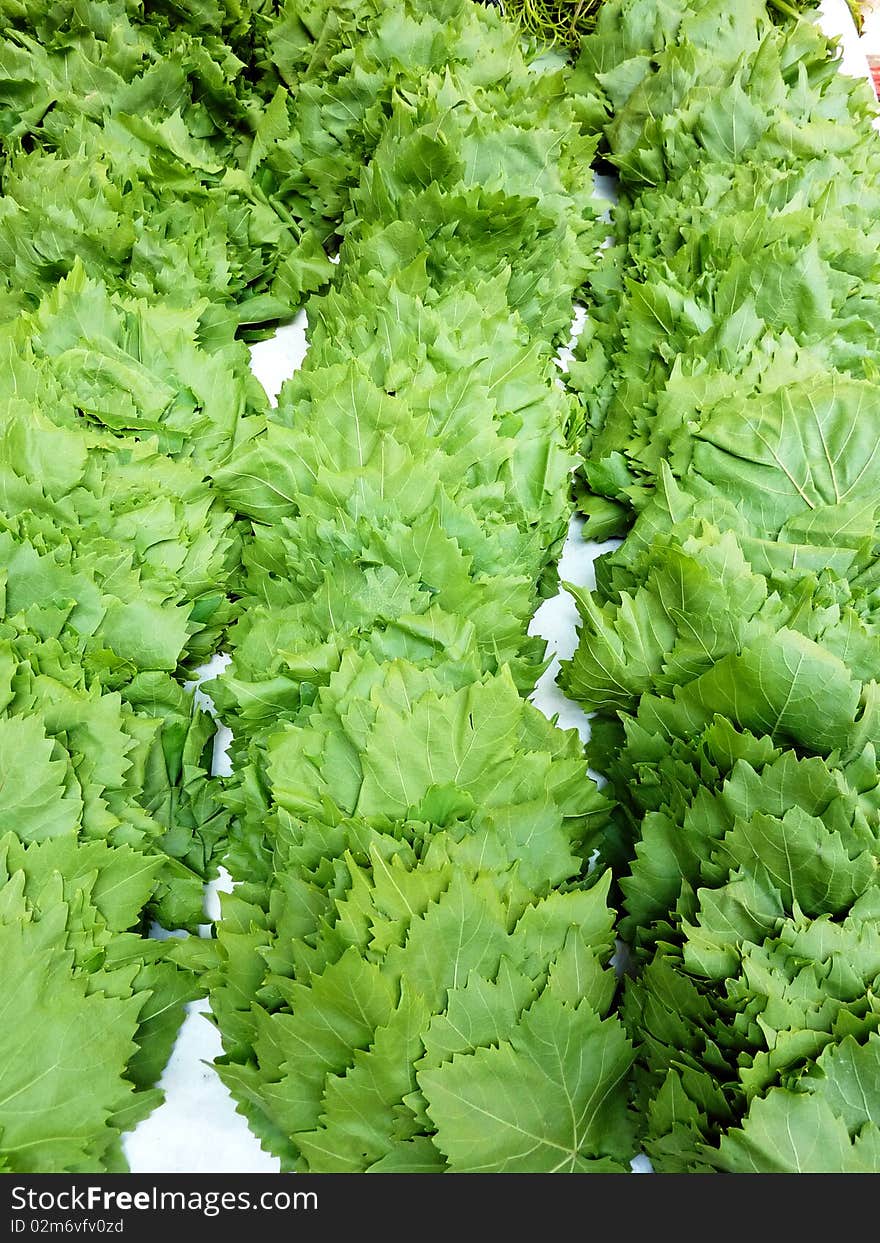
122 990 280 1173
124 0 867 1173
248 313 310 404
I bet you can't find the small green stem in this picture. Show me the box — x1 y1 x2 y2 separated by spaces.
500 0 604 47
766 0 807 20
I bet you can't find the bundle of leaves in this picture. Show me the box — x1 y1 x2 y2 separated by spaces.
566 0 879 536
562 477 880 1168
0 268 241 1166
206 0 638 1173
212 658 625 1171
249 0 549 246
0 0 307 1169
0 833 209 1171
0 0 338 329
560 0 880 1171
